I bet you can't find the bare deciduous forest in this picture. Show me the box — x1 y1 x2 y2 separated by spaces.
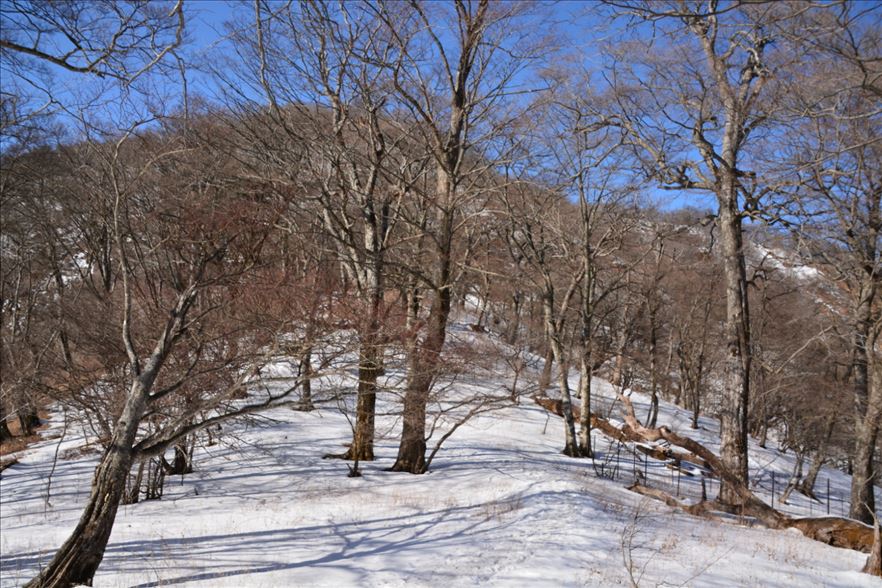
0 1 880 587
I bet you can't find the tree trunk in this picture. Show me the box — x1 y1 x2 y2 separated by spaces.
850 288 879 524
578 353 593 457
646 241 661 429
780 450 805 505
538 345 553 395
691 390 701 431
0 407 11 442
392 353 430 474
864 517 882 577
543 295 578 457
26 390 146 588
851 409 880 523
798 420 834 499
299 345 315 411
345 342 380 461
392 281 450 473
392 167 454 474
647 317 659 428
717 193 751 505
505 291 522 344
124 461 145 505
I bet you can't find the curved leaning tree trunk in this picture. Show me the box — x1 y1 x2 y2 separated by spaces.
25 391 146 588
26 274 199 588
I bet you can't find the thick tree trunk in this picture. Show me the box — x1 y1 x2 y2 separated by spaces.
0 408 11 442
345 343 380 461
392 284 449 473
342 257 384 461
851 409 880 523
392 169 453 474
26 390 146 588
850 291 879 524
717 193 751 505
393 358 430 474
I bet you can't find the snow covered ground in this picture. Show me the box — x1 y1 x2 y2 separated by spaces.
1 325 878 587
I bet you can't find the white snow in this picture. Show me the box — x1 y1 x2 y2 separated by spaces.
1 325 878 587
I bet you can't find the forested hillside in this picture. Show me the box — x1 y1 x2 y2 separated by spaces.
1 1 880 586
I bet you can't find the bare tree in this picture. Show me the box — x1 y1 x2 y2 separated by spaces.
598 0 795 504
365 0 539 473
775 0 882 525
503 181 585 456
0 0 186 150
13 109 341 587
540 74 640 456
241 0 421 462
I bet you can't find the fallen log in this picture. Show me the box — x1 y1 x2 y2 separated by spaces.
533 394 876 555
533 396 708 470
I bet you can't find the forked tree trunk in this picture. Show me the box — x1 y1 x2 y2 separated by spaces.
124 461 146 505
780 450 805 505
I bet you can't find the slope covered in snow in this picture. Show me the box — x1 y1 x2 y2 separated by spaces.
0 323 878 587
